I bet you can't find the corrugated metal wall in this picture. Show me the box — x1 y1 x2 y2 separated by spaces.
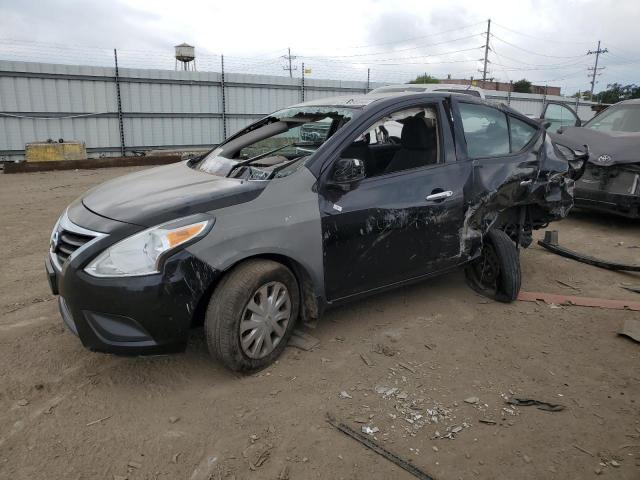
0 60 600 161
0 60 380 161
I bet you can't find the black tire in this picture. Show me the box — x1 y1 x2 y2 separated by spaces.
205 259 299 372
464 229 521 303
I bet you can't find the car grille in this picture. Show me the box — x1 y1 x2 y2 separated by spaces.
51 212 103 268
54 229 95 265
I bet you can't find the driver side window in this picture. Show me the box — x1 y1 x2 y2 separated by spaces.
340 105 440 178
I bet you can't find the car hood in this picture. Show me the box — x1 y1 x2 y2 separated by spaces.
553 127 640 166
82 161 265 227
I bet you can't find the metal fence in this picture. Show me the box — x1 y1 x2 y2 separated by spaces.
0 59 599 162
0 59 386 161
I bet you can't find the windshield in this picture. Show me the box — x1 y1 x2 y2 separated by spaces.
584 104 640 133
195 106 357 179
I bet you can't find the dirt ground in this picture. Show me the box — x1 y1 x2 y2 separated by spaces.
0 166 639 480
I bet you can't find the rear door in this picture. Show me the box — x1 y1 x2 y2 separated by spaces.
318 100 472 301
451 99 543 207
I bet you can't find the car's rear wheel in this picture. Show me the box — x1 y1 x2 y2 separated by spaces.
205 259 299 372
465 229 521 303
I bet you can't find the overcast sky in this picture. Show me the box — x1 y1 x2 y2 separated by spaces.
1 0 638 94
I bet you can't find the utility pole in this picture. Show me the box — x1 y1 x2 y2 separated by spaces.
282 47 298 78
481 18 491 87
587 40 607 100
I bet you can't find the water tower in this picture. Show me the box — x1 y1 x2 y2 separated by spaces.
175 43 196 71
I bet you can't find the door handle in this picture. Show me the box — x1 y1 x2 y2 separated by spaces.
520 179 533 186
425 190 453 201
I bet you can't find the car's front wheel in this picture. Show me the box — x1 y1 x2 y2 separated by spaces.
205 259 299 372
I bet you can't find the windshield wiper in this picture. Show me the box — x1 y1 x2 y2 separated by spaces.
226 142 321 177
226 142 296 177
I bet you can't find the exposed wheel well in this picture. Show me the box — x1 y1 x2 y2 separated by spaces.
190 254 320 328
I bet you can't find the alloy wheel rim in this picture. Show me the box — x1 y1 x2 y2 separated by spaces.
239 281 291 359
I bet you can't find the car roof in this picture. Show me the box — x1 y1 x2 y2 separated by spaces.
292 91 455 108
370 83 485 94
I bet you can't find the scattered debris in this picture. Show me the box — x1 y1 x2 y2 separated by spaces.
171 452 181 464
362 425 379 435
288 330 320 351
523 454 532 464
169 416 180 424
619 319 640 343
127 461 142 469
339 391 353 399
506 397 565 412
398 362 416 374
464 396 479 405
478 419 497 425
326 413 435 480
249 446 272 470
373 343 397 357
539 230 640 272
278 465 290 480
374 385 399 398
572 444 595 457
86 415 111 426
556 280 581 291
16 399 29 407
432 446 439 452
518 291 640 312
360 353 374 366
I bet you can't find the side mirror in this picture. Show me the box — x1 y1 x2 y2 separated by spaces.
542 121 552 130
330 158 366 186
574 118 582 127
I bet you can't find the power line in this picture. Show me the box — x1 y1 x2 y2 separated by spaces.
298 21 486 51
301 46 482 65
490 21 594 45
490 33 586 59
300 33 484 59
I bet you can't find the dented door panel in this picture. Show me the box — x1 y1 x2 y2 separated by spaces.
320 162 471 301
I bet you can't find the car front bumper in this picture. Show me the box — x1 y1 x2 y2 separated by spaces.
46 248 220 355
574 188 640 218
574 164 640 218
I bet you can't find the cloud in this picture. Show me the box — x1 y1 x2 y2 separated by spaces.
0 0 179 50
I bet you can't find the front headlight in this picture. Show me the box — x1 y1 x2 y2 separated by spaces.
85 216 212 277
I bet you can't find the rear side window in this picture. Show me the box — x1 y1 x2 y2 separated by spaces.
459 103 509 157
510 116 538 151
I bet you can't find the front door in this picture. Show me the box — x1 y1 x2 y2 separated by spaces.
318 102 472 301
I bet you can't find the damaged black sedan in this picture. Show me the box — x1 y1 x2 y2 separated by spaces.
46 92 584 371
554 98 640 218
